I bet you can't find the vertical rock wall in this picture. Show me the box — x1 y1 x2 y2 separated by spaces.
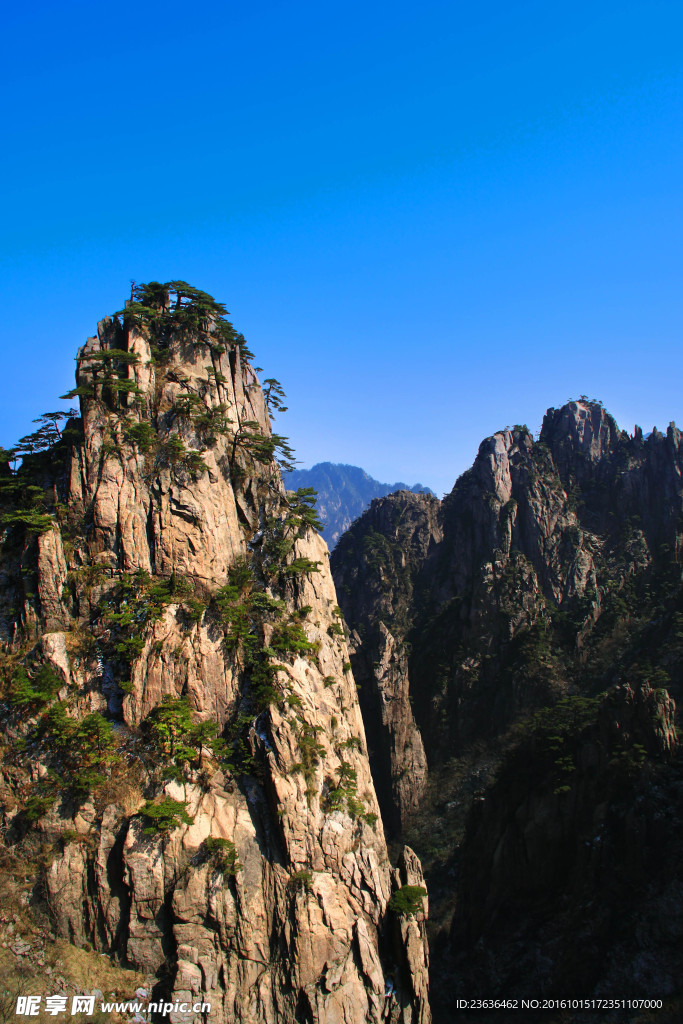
3 291 431 1023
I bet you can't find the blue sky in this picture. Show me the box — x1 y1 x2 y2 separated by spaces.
1 0 681 496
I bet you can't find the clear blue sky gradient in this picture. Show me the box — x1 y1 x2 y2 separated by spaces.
1 0 681 495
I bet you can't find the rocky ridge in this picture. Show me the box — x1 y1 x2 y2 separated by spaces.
0 283 431 1024
333 401 683 778
331 400 683 1018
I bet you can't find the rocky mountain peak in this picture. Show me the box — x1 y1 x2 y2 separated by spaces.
330 395 683 1017
0 282 431 1024
67 289 274 586
540 399 621 481
475 430 515 503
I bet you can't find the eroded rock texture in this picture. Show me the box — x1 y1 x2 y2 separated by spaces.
332 400 683 1016
0 287 431 1024
333 401 683 792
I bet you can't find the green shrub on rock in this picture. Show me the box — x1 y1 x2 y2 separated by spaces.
388 885 427 917
140 797 194 835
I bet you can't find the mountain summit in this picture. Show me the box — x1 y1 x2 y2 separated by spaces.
331 399 682 1015
0 283 431 1023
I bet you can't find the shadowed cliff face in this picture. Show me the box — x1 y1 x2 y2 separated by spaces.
331 400 683 1018
0 286 431 1024
332 492 441 832
334 401 683 774
456 682 678 947
447 683 681 1014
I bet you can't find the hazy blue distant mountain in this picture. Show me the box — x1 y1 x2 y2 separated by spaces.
283 462 433 549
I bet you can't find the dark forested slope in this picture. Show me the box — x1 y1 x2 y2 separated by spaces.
331 400 683 1021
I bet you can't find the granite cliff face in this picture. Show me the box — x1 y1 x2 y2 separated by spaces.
331 400 683 1018
332 492 441 831
0 284 431 1023
333 402 683 771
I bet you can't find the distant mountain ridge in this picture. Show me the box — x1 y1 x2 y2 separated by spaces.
283 462 433 549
